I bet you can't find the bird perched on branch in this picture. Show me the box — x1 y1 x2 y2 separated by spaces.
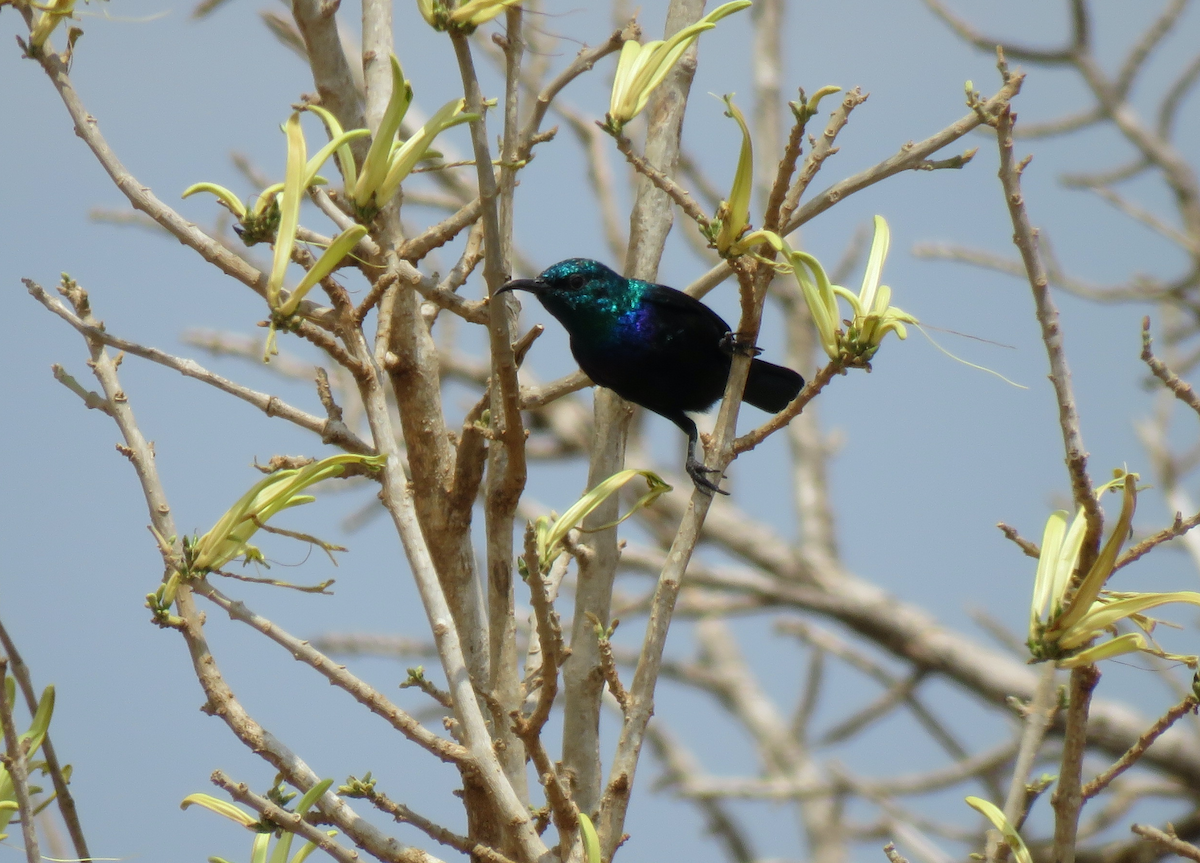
498 258 804 494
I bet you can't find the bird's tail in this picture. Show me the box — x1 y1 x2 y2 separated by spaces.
743 359 804 413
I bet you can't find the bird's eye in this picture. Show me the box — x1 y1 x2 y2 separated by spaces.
568 274 585 289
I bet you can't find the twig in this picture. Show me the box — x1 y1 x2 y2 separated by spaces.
1143 316 1200 417
643 720 756 863
1114 509 1200 572
1131 823 1200 862
734 361 841 453
1116 0 1188 97
819 673 921 745
1158 51 1200 140
991 68 1103 565
0 656 41 863
193 580 467 764
516 526 563 738
611 130 712 231
679 741 1017 800
51 363 113 414
992 663 1057 863
591 616 628 711
1083 694 1199 800
781 87 868 227
356 784 518 863
26 280 372 453
998 522 1041 559
399 198 484 263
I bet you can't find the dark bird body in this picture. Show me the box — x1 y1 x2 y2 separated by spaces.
499 258 804 493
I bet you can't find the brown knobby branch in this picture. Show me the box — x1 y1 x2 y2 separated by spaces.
592 3 728 854
344 291 548 861
399 197 484 263
1143 316 1200 417
734 361 842 453
998 522 1041 559
611 130 713 232
1131 823 1200 862
26 280 372 453
516 527 563 739
1052 664 1102 863
780 87 868 228
355 272 398 324
355 783 518 863
193 580 467 763
593 618 628 712
210 771 364 863
1083 695 1199 801
449 18 532 808
990 66 1103 567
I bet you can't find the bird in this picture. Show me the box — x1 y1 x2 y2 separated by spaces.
497 258 804 494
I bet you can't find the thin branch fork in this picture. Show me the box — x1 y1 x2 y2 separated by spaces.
25 279 373 454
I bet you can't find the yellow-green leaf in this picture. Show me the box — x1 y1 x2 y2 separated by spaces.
965 797 1033 863
181 793 258 827
182 183 248 219
267 113 307 310
278 225 368 317
354 55 413 207
578 813 601 863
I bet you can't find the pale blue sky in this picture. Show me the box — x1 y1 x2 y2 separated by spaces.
2 2 1199 861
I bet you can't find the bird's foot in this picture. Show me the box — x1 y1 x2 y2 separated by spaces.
686 457 729 496
720 332 763 358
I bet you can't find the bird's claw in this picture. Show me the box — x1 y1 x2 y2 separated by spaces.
686 458 729 496
719 332 763 358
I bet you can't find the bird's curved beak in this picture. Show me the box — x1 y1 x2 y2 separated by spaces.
496 277 543 296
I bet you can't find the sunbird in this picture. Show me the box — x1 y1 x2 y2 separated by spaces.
498 258 804 494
